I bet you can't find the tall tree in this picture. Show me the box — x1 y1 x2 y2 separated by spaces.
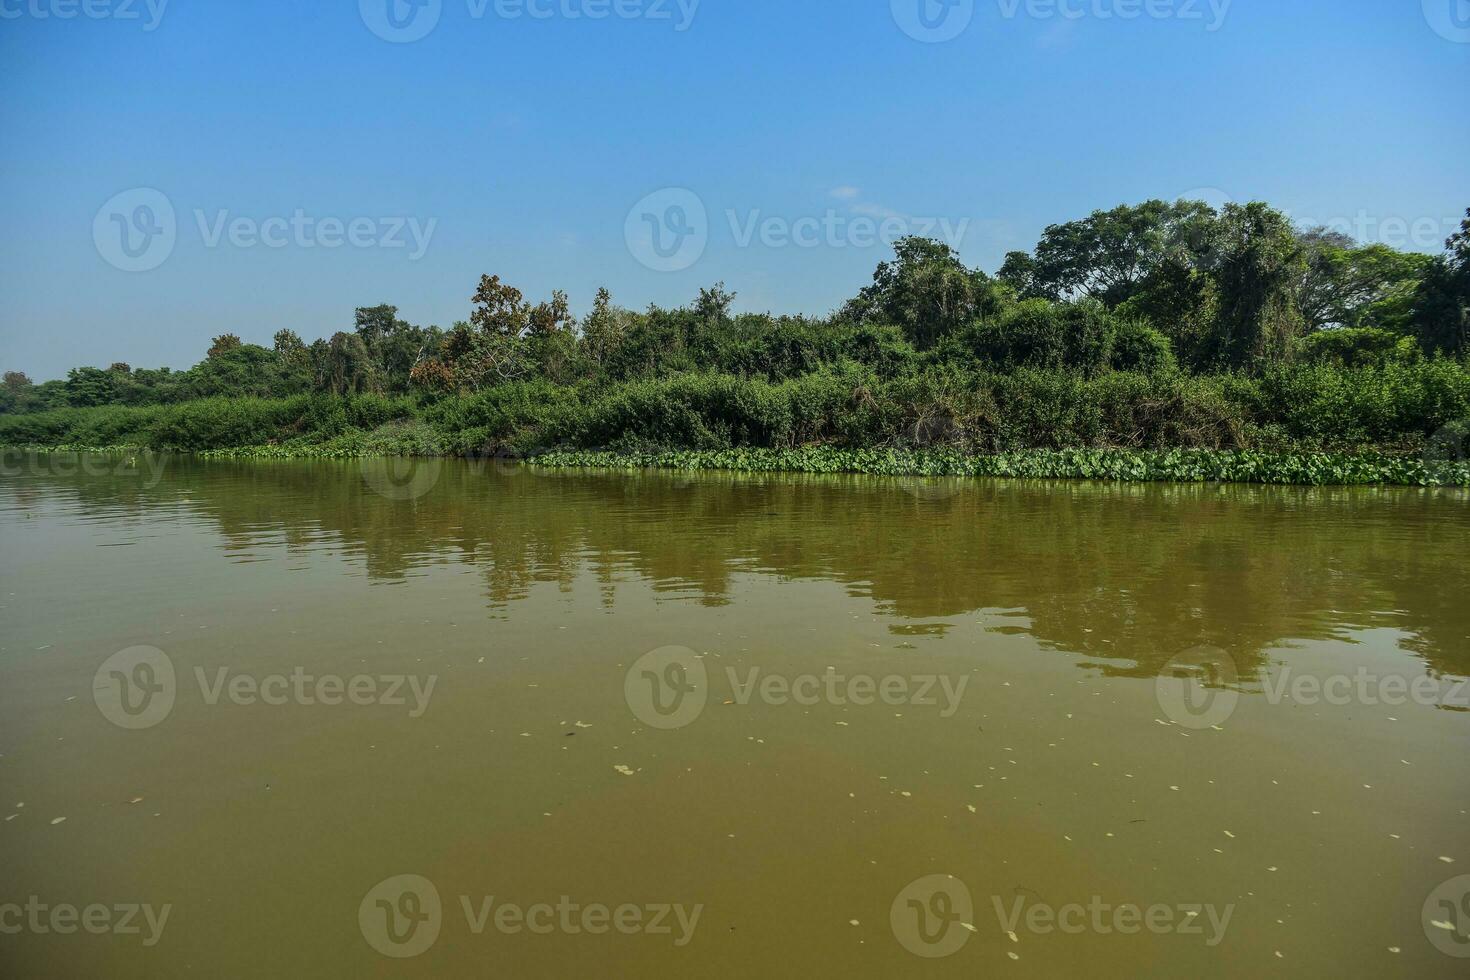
470 275 530 338
207 334 243 359
1295 227 1430 333
1207 203 1306 368
321 332 376 395
1019 199 1218 308
580 287 628 367
843 237 997 349
1410 210 1470 357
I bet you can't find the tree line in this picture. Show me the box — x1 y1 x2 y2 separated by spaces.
3 198 1466 416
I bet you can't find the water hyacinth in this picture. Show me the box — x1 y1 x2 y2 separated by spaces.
530 447 1470 488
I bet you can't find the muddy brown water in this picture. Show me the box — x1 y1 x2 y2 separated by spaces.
1 453 1467 977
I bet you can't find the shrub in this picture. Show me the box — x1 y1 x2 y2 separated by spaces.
1110 319 1177 374
4 360 1467 466
1296 327 1418 368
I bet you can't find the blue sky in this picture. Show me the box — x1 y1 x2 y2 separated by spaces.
1 0 1466 379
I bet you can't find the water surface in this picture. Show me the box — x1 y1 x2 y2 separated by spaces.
1 454 1467 977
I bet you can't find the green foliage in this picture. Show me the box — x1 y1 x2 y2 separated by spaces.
1018 199 1218 307
1295 229 1431 333
5 198 1470 489
1411 213 1470 358
1206 203 1307 368
1110 319 1177 374
11 360 1463 455
949 300 1169 377
531 446 1468 487
841 236 999 349
1296 327 1418 368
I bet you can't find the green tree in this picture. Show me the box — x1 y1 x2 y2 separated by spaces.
581 287 630 368
1019 199 1218 307
321 332 376 395
0 371 36 414
997 251 1043 299
1411 209 1470 357
1295 228 1431 333
843 237 998 349
1206 203 1306 369
1115 258 1219 369
186 344 287 399
470 275 530 338
355 305 430 393
63 367 119 407
207 334 243 359
694 283 737 322
353 305 398 350
273 329 308 363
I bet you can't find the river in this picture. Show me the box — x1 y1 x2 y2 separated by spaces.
1 453 1466 977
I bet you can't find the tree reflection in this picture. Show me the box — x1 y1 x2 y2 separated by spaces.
5 451 1466 680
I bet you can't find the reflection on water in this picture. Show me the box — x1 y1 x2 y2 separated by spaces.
0 453 1467 979
5 453 1468 679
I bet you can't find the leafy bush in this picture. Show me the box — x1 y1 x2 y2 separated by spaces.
6 360 1469 486
1296 327 1418 368
1110 319 1177 373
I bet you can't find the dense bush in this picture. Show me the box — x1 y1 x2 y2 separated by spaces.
1295 327 1418 368
1110 319 1177 374
9 361 1465 463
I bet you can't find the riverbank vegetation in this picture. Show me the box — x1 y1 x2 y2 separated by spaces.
4 199 1467 483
